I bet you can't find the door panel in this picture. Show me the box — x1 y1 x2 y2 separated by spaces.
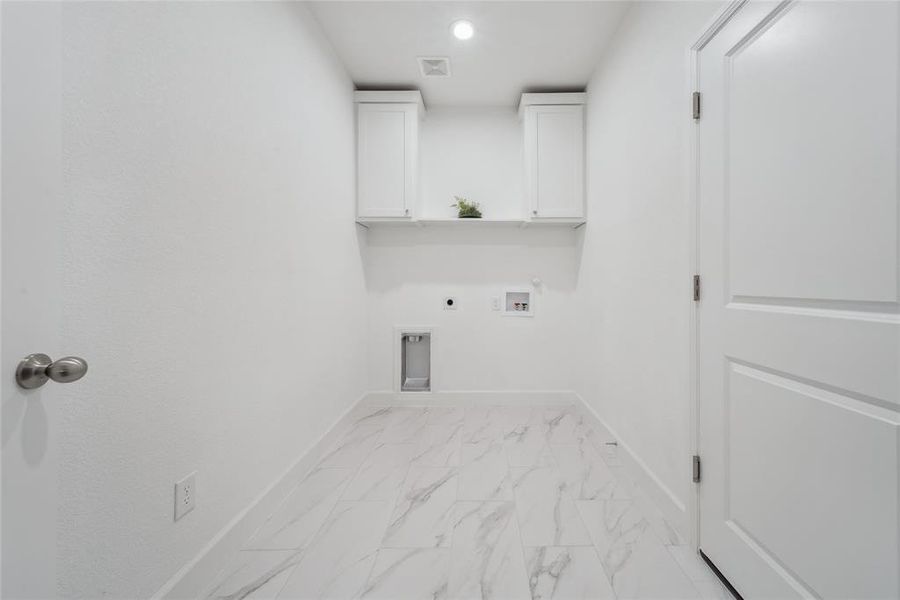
727 362 898 600
698 2 900 599
724 307 899 407
727 1 898 303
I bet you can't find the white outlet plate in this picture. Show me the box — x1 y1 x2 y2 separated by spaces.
490 296 501 311
174 471 196 521
604 442 619 461
443 296 457 310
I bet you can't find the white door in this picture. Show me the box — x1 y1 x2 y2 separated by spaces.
2 2 65 597
357 103 417 219
697 2 899 599
524 104 584 219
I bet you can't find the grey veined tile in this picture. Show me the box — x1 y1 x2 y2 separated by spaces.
551 440 634 501
511 465 591 547
361 548 451 600
412 423 464 467
540 406 587 445
205 550 302 599
458 441 513 501
504 422 552 468
462 406 506 444
277 501 392 599
426 407 466 426
341 443 415 502
382 467 458 548
525 546 615 600
631 484 685 545
380 408 430 444
246 468 354 550
346 405 399 430
317 426 383 469
365 442 418 467
448 501 530 600
577 499 698 600
692 579 735 600
497 407 534 436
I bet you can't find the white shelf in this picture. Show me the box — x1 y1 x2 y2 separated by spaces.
356 217 585 229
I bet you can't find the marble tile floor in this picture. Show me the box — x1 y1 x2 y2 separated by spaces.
203 404 733 600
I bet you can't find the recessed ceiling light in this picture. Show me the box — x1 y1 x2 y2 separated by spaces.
452 20 474 41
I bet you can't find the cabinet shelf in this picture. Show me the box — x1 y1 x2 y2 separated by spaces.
356 217 585 229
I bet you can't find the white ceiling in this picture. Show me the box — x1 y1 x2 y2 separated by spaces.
307 1 630 107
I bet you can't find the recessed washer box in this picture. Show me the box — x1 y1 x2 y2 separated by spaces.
502 288 533 317
395 327 434 393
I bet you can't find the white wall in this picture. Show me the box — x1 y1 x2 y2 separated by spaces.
56 3 366 597
419 108 524 219
366 226 578 392
576 1 722 535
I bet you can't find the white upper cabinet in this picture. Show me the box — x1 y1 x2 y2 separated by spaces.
521 93 585 220
354 91 586 228
355 91 423 220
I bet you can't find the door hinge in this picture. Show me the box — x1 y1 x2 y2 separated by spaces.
692 91 701 120
693 274 701 302
692 455 701 483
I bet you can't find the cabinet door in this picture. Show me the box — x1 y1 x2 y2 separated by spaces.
524 105 584 218
357 103 417 218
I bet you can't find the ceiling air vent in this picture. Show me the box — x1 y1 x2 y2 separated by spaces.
418 56 451 77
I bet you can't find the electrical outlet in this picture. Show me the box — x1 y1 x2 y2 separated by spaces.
604 441 619 461
490 296 501 311
174 472 196 521
443 296 457 310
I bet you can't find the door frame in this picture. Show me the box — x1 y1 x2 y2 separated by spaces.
686 0 750 552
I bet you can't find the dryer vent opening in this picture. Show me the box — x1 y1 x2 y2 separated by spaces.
401 333 431 392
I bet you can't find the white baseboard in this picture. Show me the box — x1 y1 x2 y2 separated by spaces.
151 392 368 600
364 389 578 407
574 393 689 542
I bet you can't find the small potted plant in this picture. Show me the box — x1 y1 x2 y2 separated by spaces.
451 196 482 219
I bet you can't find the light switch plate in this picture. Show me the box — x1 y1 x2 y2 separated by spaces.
174 472 196 521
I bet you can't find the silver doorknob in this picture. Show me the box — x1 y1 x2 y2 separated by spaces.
16 353 88 389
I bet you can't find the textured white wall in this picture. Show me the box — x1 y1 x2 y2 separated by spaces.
365 227 579 392
576 1 723 533
57 2 366 597
419 108 524 220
